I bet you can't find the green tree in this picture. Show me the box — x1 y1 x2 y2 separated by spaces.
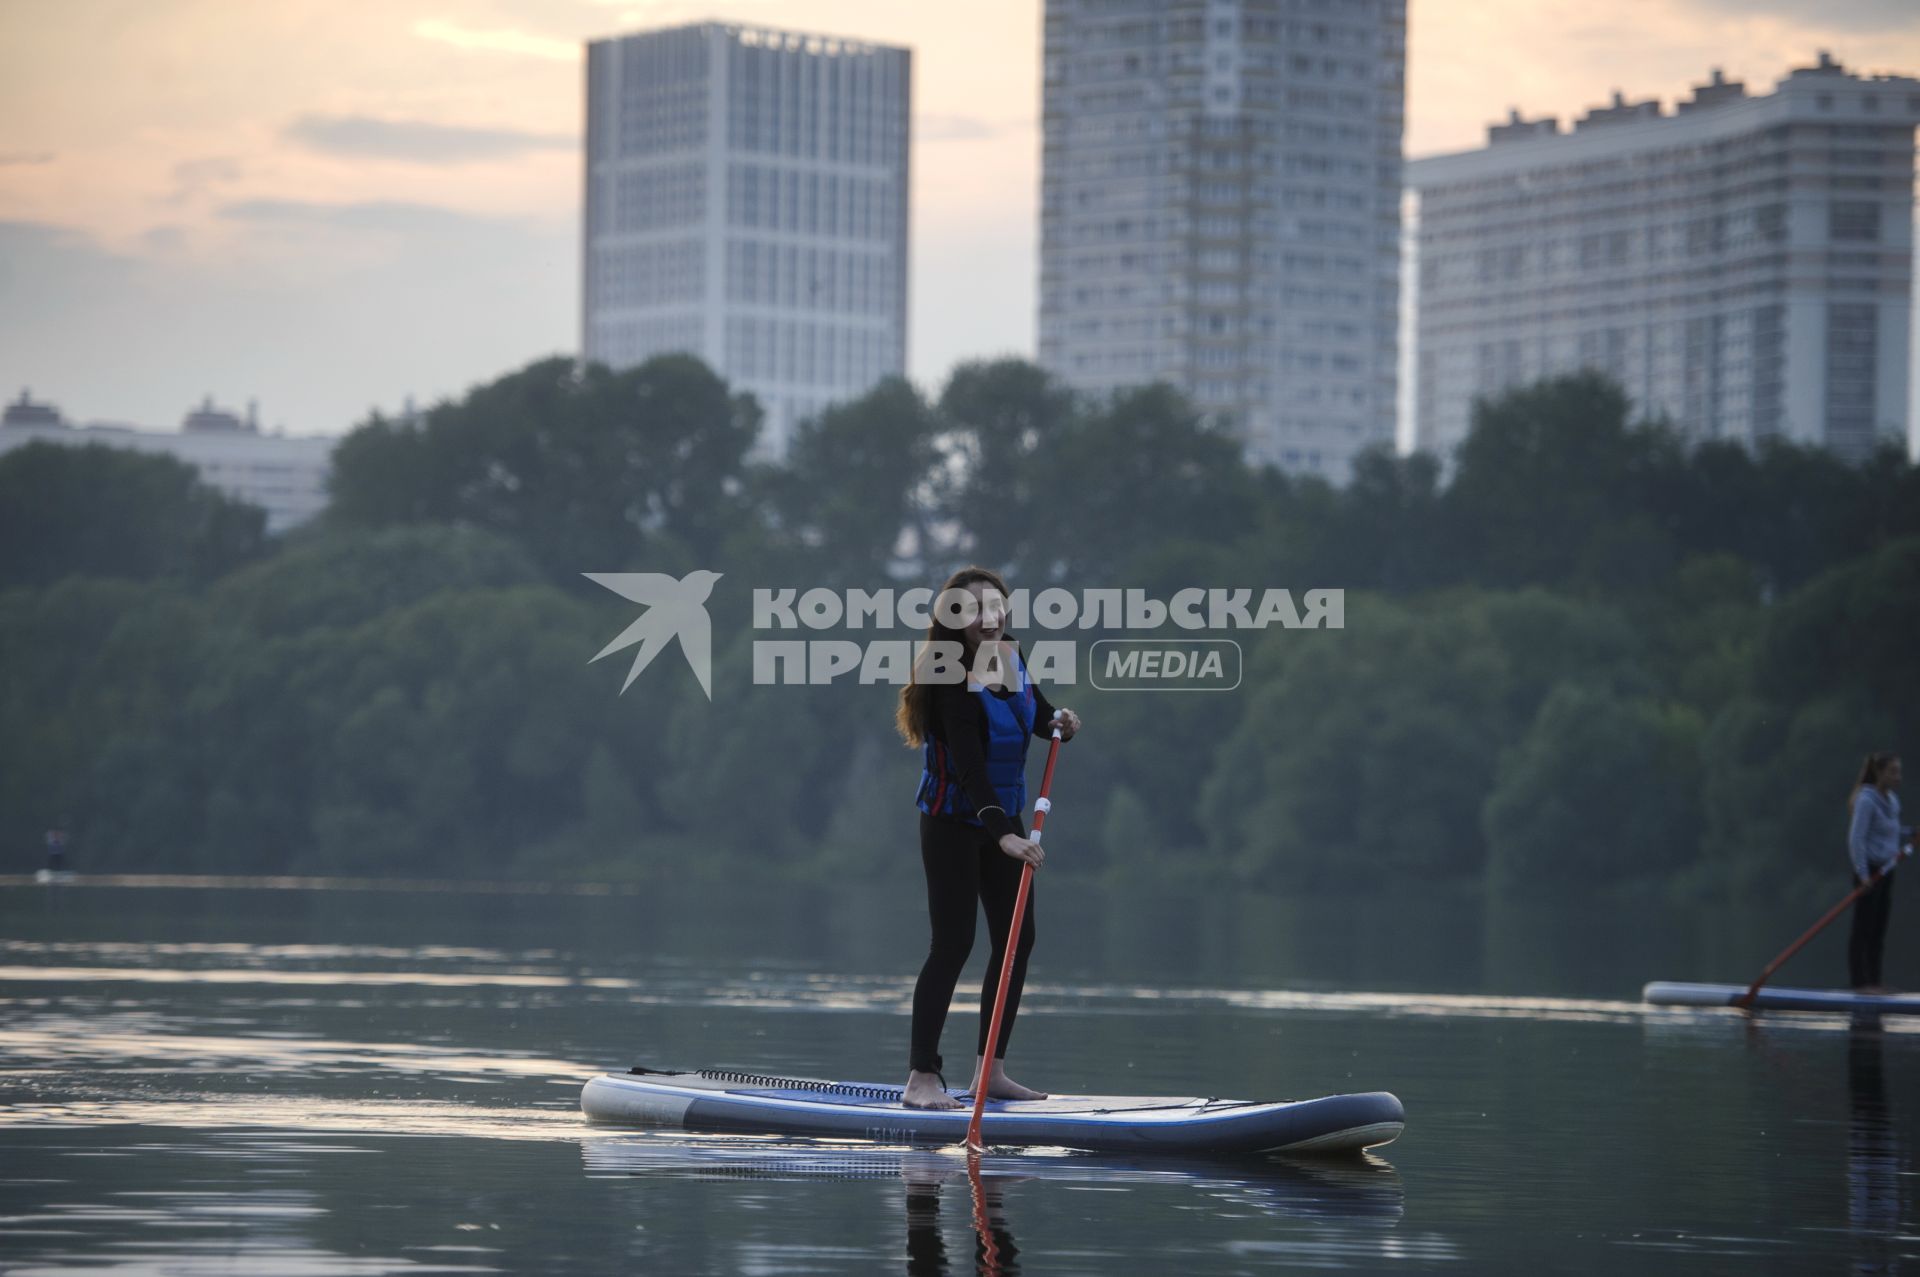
0 577 199 867
1697 538 1920 891
209 525 541 634
1026 383 1257 582
9 358 1920 897
328 355 763 576
1748 537 1920 713
1483 683 1705 892
1334 446 1447 591
323 416 442 525
1443 372 1684 591
1200 597 1506 887
655 631 836 863
1635 554 1763 718
1199 590 1646 888
935 359 1077 576
282 585 656 877
1700 691 1887 894
765 377 938 583
0 441 266 589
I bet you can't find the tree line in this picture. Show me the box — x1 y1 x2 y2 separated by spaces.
2 355 1915 897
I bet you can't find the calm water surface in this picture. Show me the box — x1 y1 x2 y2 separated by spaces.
1 879 1914 1274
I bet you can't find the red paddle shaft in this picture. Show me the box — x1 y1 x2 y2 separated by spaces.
1735 844 1911 1009
967 1157 1004 1274
966 726 1064 1153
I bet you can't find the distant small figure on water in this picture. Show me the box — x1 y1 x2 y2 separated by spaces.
45 821 70 875
1846 754 1907 993
34 817 78 884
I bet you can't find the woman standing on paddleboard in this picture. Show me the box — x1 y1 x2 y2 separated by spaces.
1847 752 1904 992
896 566 1080 1111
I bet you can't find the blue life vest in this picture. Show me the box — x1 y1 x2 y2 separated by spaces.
915 653 1036 826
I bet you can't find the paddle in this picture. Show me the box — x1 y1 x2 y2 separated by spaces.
967 1157 1011 1274
965 721 1065 1154
1734 842 1913 1009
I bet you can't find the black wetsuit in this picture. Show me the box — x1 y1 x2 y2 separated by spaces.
1849 873 1894 990
908 673 1058 1077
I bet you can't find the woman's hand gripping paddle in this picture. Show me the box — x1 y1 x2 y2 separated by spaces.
965 721 1065 1154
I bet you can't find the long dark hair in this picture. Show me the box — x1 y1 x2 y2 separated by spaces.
1850 752 1900 812
895 565 1010 748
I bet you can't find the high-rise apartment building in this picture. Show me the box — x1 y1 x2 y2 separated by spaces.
1039 0 1406 480
583 23 910 453
1409 55 1920 461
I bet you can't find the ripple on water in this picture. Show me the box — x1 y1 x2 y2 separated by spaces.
8 954 1916 1038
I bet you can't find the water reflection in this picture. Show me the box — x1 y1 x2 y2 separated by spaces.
905 1166 958 1275
584 1135 1402 1276
580 1133 1401 1216
902 1160 1020 1277
958 1162 1019 1277
1848 1024 1906 1275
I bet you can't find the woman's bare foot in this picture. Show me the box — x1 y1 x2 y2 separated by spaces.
976 1056 1048 1101
901 1069 962 1110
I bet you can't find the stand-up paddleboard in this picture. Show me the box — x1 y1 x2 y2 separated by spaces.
580 1067 1404 1155
1644 981 1920 1014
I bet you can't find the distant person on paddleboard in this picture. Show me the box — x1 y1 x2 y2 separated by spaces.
1847 753 1906 993
895 565 1079 1111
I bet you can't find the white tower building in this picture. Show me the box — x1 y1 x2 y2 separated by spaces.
583 22 911 454
1039 0 1406 480
1409 55 1920 461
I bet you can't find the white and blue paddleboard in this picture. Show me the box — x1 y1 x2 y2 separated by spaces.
580 1067 1404 1155
1644 981 1920 1014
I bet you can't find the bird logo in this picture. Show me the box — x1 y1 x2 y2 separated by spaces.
585 570 723 700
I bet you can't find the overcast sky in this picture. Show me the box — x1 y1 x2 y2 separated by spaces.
2 0 1916 436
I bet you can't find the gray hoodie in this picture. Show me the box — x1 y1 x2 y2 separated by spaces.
1847 786 1903 880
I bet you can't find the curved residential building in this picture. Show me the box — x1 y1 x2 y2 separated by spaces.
1410 55 1920 461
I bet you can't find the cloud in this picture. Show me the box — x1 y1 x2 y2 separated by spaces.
217 197 504 234
169 156 244 203
143 225 188 254
577 0 781 25
0 211 572 435
221 199 460 229
0 220 117 264
412 18 579 61
283 113 576 164
917 115 1031 143
211 199 566 274
1681 0 1920 34
0 222 143 309
0 220 150 408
